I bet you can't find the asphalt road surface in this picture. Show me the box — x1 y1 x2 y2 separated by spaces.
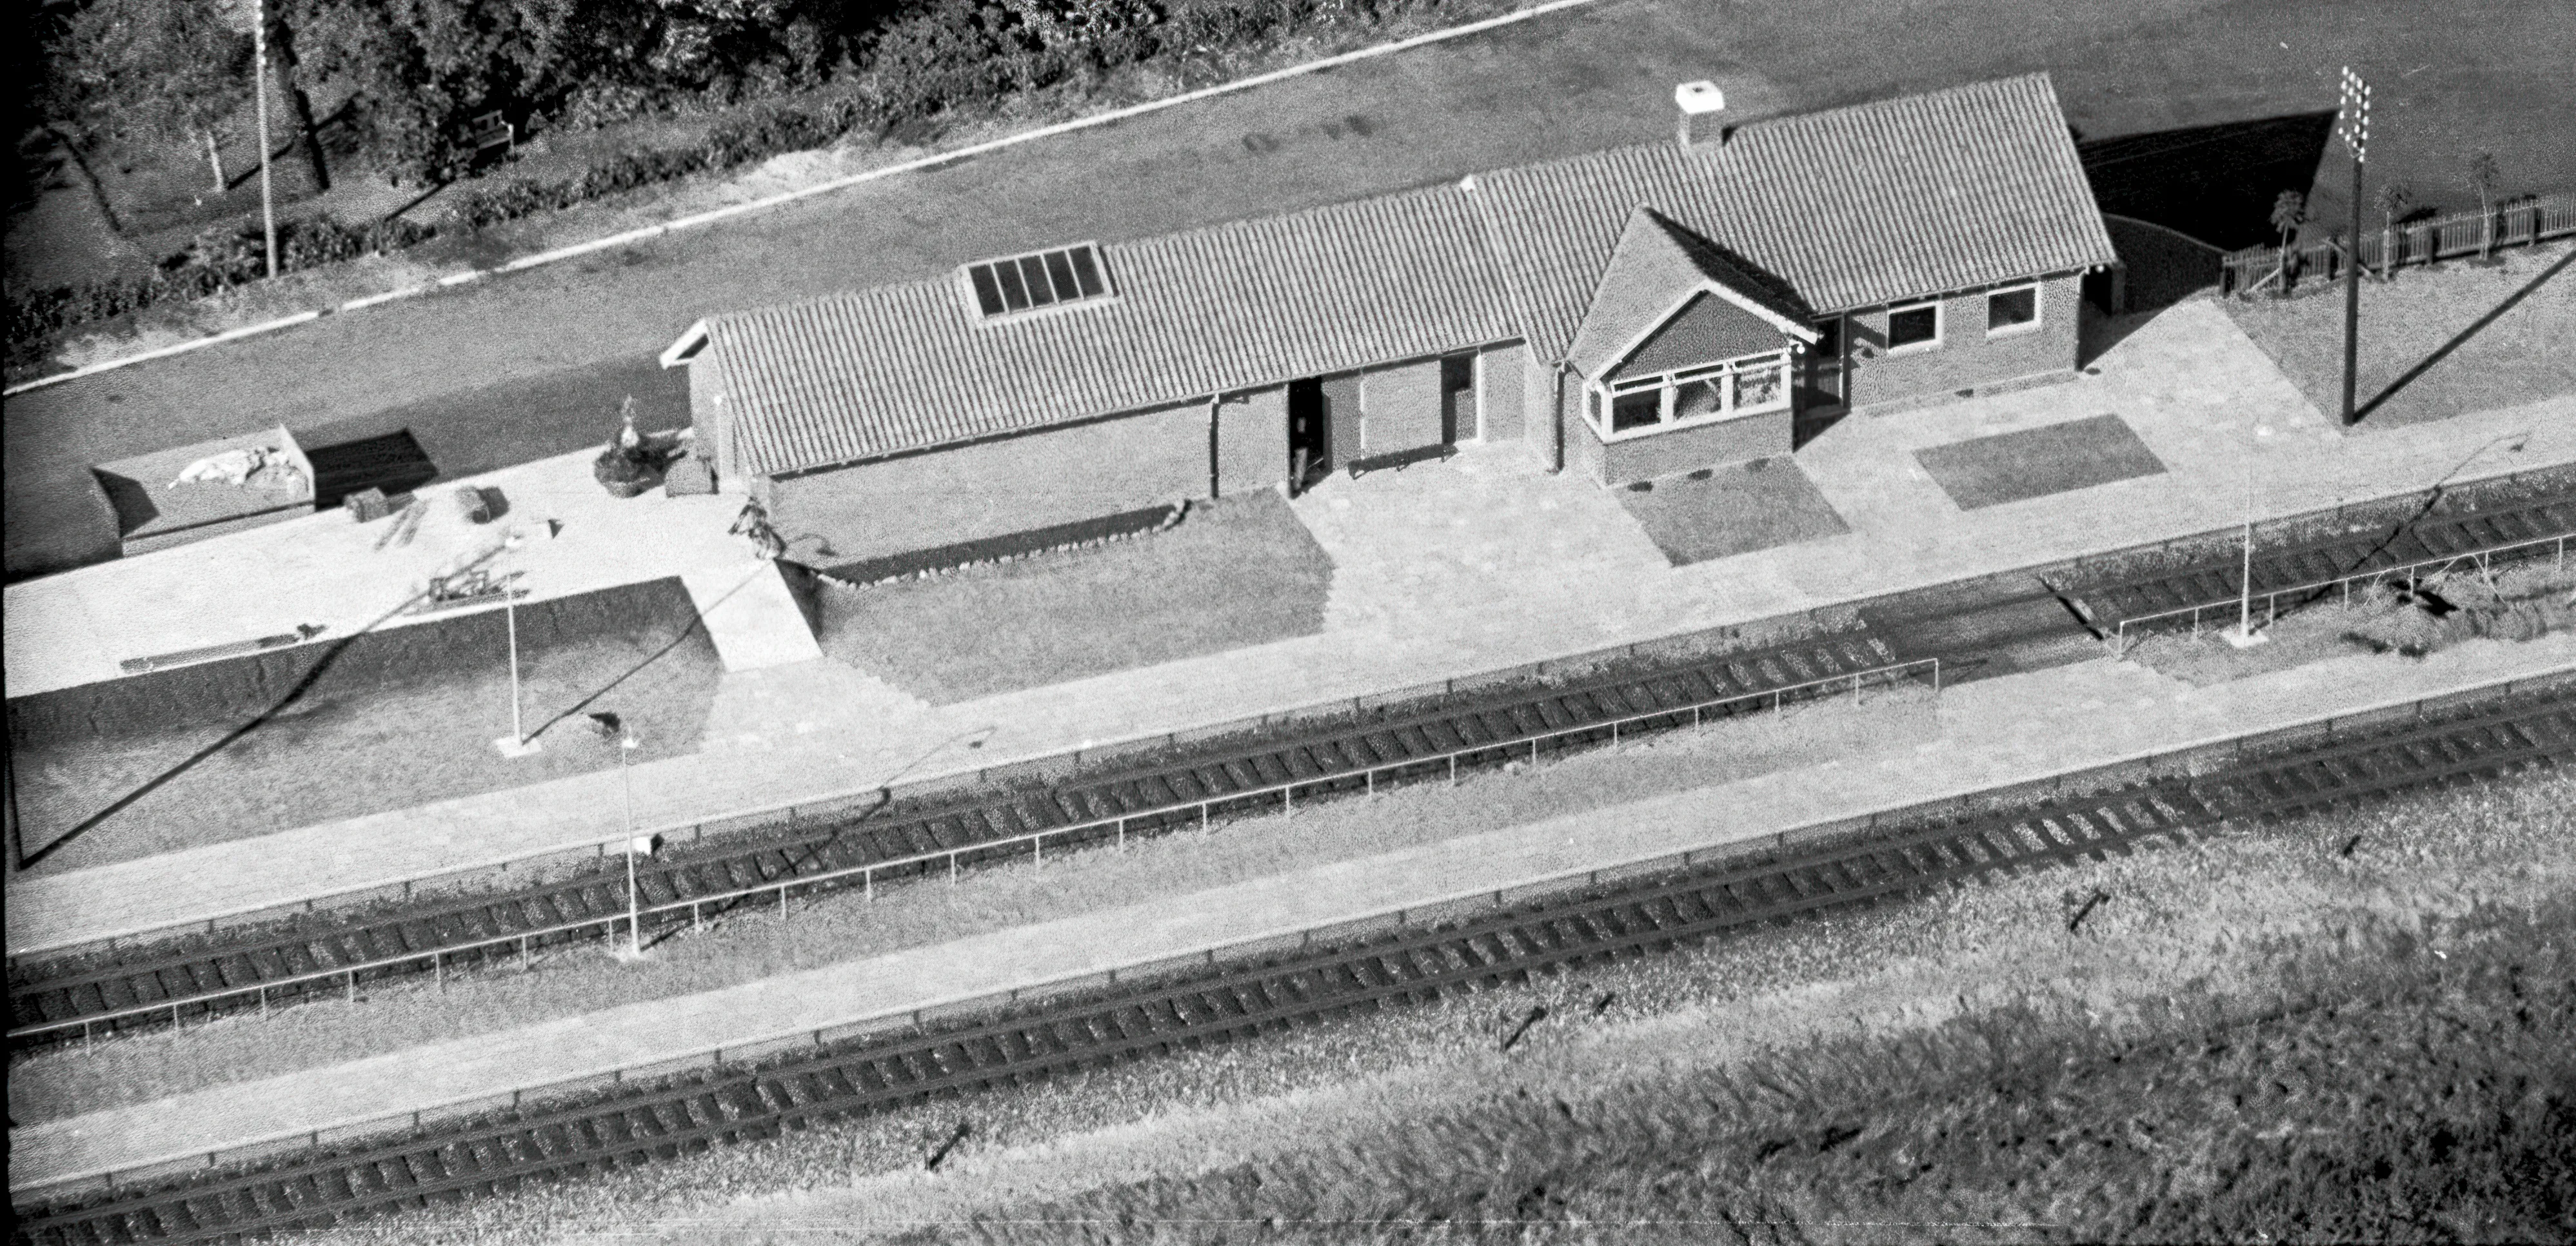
7 0 2570 580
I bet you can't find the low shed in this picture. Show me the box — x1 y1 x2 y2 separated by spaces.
94 426 317 557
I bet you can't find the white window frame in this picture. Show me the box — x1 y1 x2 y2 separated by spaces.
1884 299 1943 354
1582 348 1794 443
1984 282 2042 337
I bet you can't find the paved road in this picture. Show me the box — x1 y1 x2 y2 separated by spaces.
7 0 2568 578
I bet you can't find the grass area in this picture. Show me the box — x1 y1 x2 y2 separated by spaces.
1914 413 2168 511
2124 560 2575 684
5 684 1937 1125
811 493 1334 705
297 737 2576 1245
2221 240 2576 430
3 579 722 876
1613 455 1850 565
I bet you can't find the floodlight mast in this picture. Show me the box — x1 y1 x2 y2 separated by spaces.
2339 68 2370 428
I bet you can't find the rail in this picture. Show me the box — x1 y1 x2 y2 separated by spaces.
2108 531 2572 655
9 658 1942 1044
17 664 2567 1203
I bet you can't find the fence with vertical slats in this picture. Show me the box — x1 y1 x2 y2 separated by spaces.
2219 192 2574 296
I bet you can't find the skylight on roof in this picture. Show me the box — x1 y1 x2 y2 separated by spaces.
964 244 1111 319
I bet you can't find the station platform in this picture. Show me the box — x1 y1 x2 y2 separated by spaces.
14 627 2571 1198
7 299 2575 956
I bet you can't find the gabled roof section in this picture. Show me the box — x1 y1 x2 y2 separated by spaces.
1472 72 2118 362
698 184 1517 477
1565 208 1815 380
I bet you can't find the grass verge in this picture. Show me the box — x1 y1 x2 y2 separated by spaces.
812 492 1334 705
2219 239 2576 430
2123 560 2574 685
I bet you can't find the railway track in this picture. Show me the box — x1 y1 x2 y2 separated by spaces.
16 680 2570 1244
12 493 2573 1046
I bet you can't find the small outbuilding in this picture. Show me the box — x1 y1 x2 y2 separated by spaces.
664 72 2120 577
93 426 317 557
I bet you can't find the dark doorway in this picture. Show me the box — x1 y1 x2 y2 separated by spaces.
1440 354 1476 443
1287 378 1327 494
303 428 440 510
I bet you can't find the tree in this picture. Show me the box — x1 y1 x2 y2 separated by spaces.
42 0 253 192
2374 182 2410 279
2466 151 2501 261
2270 190 2306 249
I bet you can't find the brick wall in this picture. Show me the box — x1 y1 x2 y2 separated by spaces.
1476 343 1528 444
1361 358 1444 455
1590 410 1792 486
1837 272 2083 411
1218 387 1289 496
766 400 1207 568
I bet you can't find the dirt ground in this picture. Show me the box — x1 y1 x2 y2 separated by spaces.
15 0 2576 581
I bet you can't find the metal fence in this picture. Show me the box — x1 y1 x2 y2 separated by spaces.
10 658 1942 1046
2219 192 2575 296
2110 531 2573 656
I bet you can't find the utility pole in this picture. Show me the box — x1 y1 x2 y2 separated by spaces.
251 0 279 277
622 731 643 957
2337 67 2372 427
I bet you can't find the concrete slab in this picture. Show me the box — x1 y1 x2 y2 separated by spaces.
15 632 2571 1196
683 564 822 672
7 300 2575 955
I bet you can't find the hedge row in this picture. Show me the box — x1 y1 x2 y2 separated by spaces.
7 0 1471 366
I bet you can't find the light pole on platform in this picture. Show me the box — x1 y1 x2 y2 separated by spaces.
2228 424 2277 648
493 531 542 756
621 729 648 958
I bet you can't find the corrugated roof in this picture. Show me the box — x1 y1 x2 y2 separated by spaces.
699 72 2114 476
1563 208 1814 379
706 184 1518 477
1472 72 2119 362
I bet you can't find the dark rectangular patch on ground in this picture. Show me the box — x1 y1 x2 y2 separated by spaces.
1915 415 2168 511
1615 456 1851 566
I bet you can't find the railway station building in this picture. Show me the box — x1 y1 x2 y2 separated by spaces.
661 72 2121 578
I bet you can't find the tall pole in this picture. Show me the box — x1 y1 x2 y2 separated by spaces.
505 587 524 746
2239 452 2255 638
623 735 639 955
252 0 277 279
2337 68 2371 427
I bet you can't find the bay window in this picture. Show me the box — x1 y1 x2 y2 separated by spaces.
1585 349 1794 441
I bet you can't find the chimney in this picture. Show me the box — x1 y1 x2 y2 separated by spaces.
1674 81 1726 148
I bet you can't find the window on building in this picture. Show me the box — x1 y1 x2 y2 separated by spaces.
964 243 1113 318
1584 350 1794 441
1986 284 2039 334
1887 301 1940 351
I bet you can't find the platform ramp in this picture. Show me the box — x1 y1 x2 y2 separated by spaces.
681 563 822 671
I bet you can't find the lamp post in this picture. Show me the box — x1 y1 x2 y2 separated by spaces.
620 730 647 958
2227 424 2276 648
2337 68 2371 427
491 532 542 756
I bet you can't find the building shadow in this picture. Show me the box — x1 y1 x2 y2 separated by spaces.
2355 247 2575 424
2078 112 2337 252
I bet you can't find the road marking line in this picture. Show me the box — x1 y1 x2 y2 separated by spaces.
3 0 1604 399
